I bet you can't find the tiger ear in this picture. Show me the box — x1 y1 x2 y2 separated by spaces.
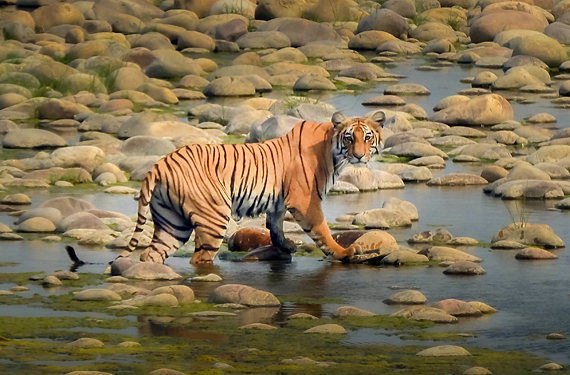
332 111 346 128
370 110 386 128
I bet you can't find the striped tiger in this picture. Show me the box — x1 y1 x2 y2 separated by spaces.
119 111 385 265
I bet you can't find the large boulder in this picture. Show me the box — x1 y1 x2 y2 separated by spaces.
255 0 305 20
491 223 564 248
469 11 546 43
38 197 95 217
2 129 67 149
356 9 410 37
39 146 106 173
32 3 84 33
57 212 108 232
118 119 216 141
208 284 281 306
429 94 513 126
348 30 397 50
248 115 301 142
509 33 568 67
203 77 256 97
411 22 456 41
38 99 90 120
257 18 344 47
235 31 291 49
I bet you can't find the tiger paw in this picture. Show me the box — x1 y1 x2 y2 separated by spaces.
277 238 297 254
140 249 165 263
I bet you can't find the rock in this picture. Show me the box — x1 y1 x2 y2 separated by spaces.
492 223 564 249
293 74 336 91
148 369 186 375
57 212 107 233
255 0 305 20
391 306 458 323
447 237 478 246
289 313 318 320
540 363 563 371
257 18 343 47
546 333 566 340
408 229 452 244
333 306 375 317
491 240 526 249
189 311 237 317
469 301 497 314
430 94 513 126
16 217 56 233
348 31 397 50
117 341 141 348
191 273 222 282
236 31 290 49
64 338 105 349
432 299 483 317
420 247 481 262
42 275 62 286
417 345 471 357
384 290 427 305
385 83 430 96
515 248 558 260
351 230 399 254
239 323 277 330
32 3 84 33
122 262 183 280
434 96 472 112
203 77 256 97
227 228 271 252
470 11 545 43
178 30 215 51
388 142 448 159
510 33 568 68
352 208 411 228
381 250 430 265
304 324 347 334
130 293 179 307
443 261 487 275
73 289 122 301
481 165 509 182
148 285 194 304
3 129 67 149
208 284 280 306
242 245 292 261
427 174 488 186
356 8 410 38
39 146 105 173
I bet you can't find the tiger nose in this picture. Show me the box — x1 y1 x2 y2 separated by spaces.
354 152 365 160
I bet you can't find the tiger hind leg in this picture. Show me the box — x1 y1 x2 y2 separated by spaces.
140 192 193 263
189 211 231 265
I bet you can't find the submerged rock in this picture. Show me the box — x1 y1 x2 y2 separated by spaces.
122 262 183 280
333 306 376 317
416 345 471 356
304 324 347 334
208 284 280 307
384 290 427 305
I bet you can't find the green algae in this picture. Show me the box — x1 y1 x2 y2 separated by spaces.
0 262 19 267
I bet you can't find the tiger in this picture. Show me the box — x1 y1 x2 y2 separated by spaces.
118 111 385 265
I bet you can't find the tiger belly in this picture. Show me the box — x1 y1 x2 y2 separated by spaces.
230 187 280 220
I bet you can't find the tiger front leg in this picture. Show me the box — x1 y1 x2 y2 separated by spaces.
266 209 297 253
288 200 361 260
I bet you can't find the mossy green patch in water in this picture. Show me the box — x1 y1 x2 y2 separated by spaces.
0 262 19 267
399 331 471 341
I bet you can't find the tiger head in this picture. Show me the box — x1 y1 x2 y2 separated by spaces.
332 111 385 169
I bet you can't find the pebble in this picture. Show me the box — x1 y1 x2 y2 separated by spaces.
42 275 62 286
540 363 563 371
191 273 223 282
546 333 566 340
10 286 29 292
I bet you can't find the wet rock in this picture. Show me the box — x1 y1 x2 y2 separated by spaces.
515 248 558 260
546 333 566 340
239 323 277 330
122 262 183 280
490 240 526 249
105 276 129 283
419 247 481 262
540 363 563 371
469 301 497 314
242 245 292 261
408 229 452 244
1 193 30 205
0 233 24 241
427 174 488 186
73 289 122 301
430 94 513 126
107 284 150 297
192 273 222 282
481 165 509 182
304 324 347 334
10 286 29 292
64 338 105 349
42 275 62 286
149 285 194 304
432 299 483 317
57 212 108 232
385 83 430 96
208 284 280 307
149 369 186 375
446 237 478 246
333 306 375 317
352 208 411 228
289 313 318 320
443 261 487 275
3 129 67 149
380 250 430 265
16 217 56 233
129 293 179 307
384 290 427 305
417 345 471 356
391 306 458 323
228 228 271 252
492 223 564 248
118 341 141 348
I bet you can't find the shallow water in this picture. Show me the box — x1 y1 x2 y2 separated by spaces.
1 54 570 365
